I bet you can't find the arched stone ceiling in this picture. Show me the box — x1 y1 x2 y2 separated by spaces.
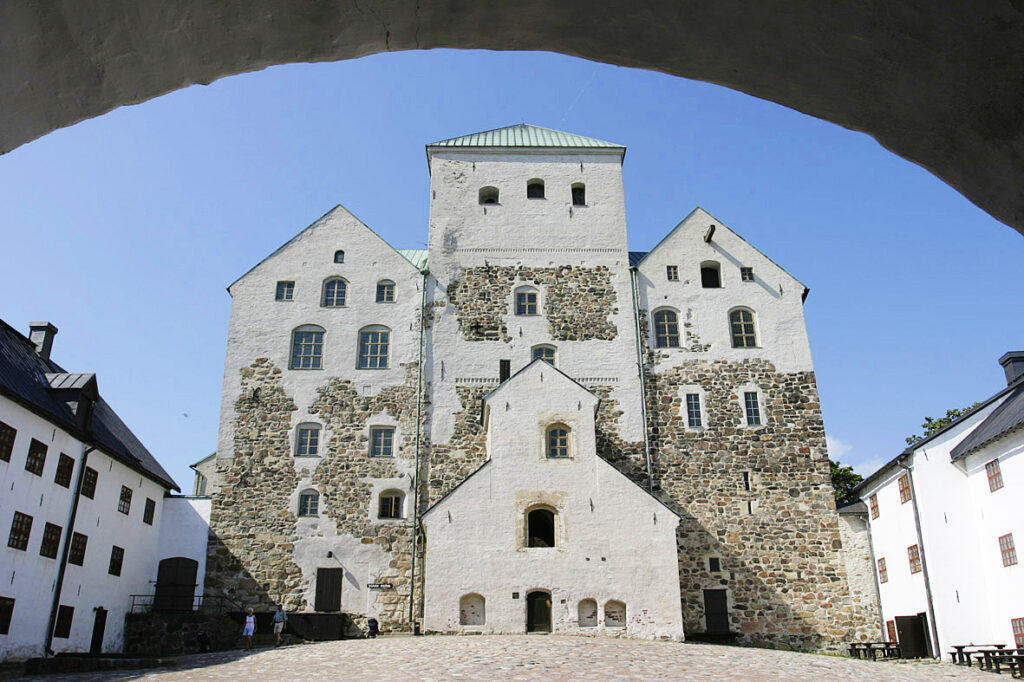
2 1 1024 234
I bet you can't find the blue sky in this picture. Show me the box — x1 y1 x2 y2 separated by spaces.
1 49 1020 490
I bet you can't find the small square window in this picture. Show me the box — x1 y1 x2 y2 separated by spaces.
25 439 47 476
740 267 754 282
708 557 721 572
907 544 922 574
108 545 125 576
986 459 1004 492
54 453 74 488
81 467 98 499
0 597 13 636
0 420 15 462
666 265 679 281
376 281 395 303
898 474 912 504
877 557 888 583
143 498 156 526
869 493 879 519
68 532 88 566
1000 533 1017 567
379 492 404 519
515 291 538 316
53 605 74 639
296 425 320 457
39 522 62 559
298 491 319 517
743 392 761 426
370 427 394 457
275 281 295 301
118 485 133 515
7 511 33 551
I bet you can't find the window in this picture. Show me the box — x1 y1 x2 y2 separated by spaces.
740 267 754 282
7 512 32 550
744 392 762 426
322 278 347 307
700 261 721 288
877 557 888 583
333 250 345 263
1000 533 1017 567
986 459 1004 492
143 498 156 525
571 183 586 206
0 420 15 462
730 309 757 347
108 545 125 576
376 280 395 303
886 620 897 642
1014 618 1024 648
907 544 922 574
869 494 879 519
296 424 321 457
515 288 538 316
378 490 405 519
298 490 319 517
460 594 486 626
578 599 597 627
479 186 499 204
527 179 545 199
708 557 721 573
53 605 74 639
0 597 12 636
358 327 390 369
25 438 47 476
81 466 98 499
54 453 74 488
118 485 133 515
275 281 294 301
291 326 325 369
898 474 912 504
370 427 395 457
666 265 679 281
685 394 702 428
527 507 556 547
605 600 627 628
39 522 62 559
546 424 569 458
742 471 751 491
653 309 680 348
68 532 88 565
532 345 556 366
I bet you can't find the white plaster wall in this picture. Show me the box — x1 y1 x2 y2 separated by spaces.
422 363 683 640
636 208 813 375
837 512 883 637
156 497 211 602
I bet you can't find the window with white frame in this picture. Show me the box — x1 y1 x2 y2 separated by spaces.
730 309 757 348
358 327 390 369
322 278 347 307
370 427 395 457
743 392 761 426
295 424 321 457
515 287 539 316
685 393 702 427
653 309 680 348
376 280 395 303
291 325 325 369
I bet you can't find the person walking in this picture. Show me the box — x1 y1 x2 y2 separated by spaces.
273 604 288 646
242 608 256 650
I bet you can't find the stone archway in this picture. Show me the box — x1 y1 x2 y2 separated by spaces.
2 2 1024 233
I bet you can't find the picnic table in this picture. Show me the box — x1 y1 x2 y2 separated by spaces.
848 641 901 661
950 643 1007 666
974 648 1024 674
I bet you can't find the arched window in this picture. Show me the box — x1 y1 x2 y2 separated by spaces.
532 344 556 365
479 186 499 204
298 489 319 517
578 599 598 627
700 261 722 288
546 424 570 458
459 593 486 626
604 600 626 628
322 278 347 307
378 490 405 519
729 309 758 348
571 183 586 206
295 423 321 457
358 326 390 369
653 309 680 348
527 179 545 199
515 286 539 316
526 506 556 547
376 280 395 303
291 325 324 369
333 250 345 264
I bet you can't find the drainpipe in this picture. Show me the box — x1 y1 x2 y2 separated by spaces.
899 456 941 657
629 267 654 492
45 443 95 656
409 271 428 626
862 503 887 638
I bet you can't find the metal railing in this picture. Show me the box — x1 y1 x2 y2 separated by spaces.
129 593 243 614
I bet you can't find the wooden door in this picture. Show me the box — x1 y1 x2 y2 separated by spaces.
526 591 551 632
703 589 730 634
315 568 344 612
895 614 931 658
154 557 198 611
89 608 107 653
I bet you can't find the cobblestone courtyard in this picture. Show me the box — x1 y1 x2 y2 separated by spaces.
14 636 997 681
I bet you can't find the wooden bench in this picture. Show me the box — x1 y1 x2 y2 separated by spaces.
950 644 1007 666
848 641 900 660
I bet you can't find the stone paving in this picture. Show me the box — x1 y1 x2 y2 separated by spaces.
13 636 996 681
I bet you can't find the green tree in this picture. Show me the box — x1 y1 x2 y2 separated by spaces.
829 459 863 506
904 403 981 445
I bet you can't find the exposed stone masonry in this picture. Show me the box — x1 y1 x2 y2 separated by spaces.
447 266 618 342
427 386 492 504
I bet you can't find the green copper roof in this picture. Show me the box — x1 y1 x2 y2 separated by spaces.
427 124 624 150
397 249 428 271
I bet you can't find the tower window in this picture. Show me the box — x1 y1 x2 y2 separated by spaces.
653 310 680 348
275 281 295 301
370 427 395 457
298 490 319 517
527 179 545 199
515 287 539 316
291 326 325 369
666 265 679 281
322 278 347 307
376 280 395 303
729 309 757 348
700 262 721 288
740 267 754 282
479 186 499 204
334 250 345 263
571 183 586 206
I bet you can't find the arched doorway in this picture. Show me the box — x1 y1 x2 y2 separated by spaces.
526 590 552 633
154 557 198 611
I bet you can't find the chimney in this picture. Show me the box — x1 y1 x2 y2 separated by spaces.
999 351 1024 386
29 322 58 361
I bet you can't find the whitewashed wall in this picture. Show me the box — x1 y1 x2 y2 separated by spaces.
156 497 212 603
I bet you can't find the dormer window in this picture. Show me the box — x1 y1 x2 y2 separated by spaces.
479 186 499 205
334 250 345 264
527 179 545 199
700 261 722 288
571 183 586 206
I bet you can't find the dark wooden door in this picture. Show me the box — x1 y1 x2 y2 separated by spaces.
315 568 344 612
895 614 931 658
154 557 198 611
526 591 551 632
89 608 107 653
703 589 730 634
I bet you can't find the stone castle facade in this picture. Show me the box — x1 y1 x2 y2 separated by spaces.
206 125 875 649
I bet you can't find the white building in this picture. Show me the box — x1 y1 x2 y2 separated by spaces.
855 351 1024 657
0 319 180 661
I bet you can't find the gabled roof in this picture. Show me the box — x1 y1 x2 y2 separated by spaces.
427 124 624 150
0 319 178 491
950 381 1024 460
480 358 600 414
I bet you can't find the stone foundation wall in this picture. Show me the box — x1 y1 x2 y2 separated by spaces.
124 611 241 656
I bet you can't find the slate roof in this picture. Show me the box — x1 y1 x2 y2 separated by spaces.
950 382 1024 460
0 319 178 491
836 501 868 515
427 124 624 150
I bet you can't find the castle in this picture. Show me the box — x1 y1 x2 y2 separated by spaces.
204 124 873 648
